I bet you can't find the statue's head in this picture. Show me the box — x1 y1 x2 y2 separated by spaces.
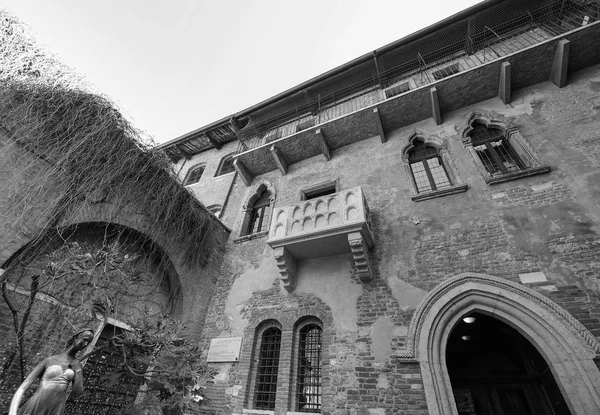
66 327 94 350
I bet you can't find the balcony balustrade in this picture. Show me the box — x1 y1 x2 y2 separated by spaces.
267 186 374 292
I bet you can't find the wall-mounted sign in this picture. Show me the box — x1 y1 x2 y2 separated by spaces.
207 337 243 362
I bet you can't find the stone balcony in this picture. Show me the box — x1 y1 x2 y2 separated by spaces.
267 186 374 292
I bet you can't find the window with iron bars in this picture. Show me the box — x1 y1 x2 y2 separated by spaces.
469 122 525 177
246 189 272 235
296 324 322 412
408 139 452 193
254 327 281 410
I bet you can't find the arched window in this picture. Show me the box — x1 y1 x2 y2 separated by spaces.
254 327 282 410
236 181 276 241
469 122 524 176
408 139 452 193
296 323 322 412
183 164 205 186
460 113 550 184
243 187 272 236
215 153 236 177
401 132 467 201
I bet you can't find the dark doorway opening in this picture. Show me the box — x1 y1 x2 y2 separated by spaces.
446 313 571 415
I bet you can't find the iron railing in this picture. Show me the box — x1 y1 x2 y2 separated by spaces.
234 0 599 154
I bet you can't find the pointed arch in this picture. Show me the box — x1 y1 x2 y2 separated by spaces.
457 111 516 144
237 180 276 240
458 111 550 184
401 272 600 415
399 130 467 201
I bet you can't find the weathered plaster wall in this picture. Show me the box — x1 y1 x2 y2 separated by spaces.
200 64 600 415
174 141 238 217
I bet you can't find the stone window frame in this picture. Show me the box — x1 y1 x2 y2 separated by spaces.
397 272 600 415
240 310 331 415
459 111 550 185
235 180 276 243
401 130 468 202
183 163 206 186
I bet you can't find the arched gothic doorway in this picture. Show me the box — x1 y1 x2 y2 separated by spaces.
446 312 570 414
402 273 600 415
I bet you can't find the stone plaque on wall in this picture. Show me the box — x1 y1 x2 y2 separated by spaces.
207 337 243 362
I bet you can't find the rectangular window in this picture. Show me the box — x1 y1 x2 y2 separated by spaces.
300 180 338 201
410 158 451 193
410 161 432 193
426 157 452 189
249 205 269 234
474 139 523 176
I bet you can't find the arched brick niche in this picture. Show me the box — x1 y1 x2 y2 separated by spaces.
236 308 332 413
1 198 227 328
1 221 183 318
399 272 600 415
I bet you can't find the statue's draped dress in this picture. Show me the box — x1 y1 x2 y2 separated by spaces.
18 365 74 415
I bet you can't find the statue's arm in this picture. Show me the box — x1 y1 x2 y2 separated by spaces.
8 358 47 415
71 361 84 397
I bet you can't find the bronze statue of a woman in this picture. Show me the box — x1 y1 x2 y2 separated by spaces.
9 328 95 415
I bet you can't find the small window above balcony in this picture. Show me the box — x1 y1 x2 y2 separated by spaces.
299 179 339 201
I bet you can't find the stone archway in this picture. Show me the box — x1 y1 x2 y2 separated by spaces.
401 273 600 415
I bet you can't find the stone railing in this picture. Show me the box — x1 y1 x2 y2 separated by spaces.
267 187 374 292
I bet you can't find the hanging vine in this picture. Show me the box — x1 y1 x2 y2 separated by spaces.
0 10 216 272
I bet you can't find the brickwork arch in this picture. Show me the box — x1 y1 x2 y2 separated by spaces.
400 129 446 161
402 272 600 415
2 201 196 318
238 308 333 413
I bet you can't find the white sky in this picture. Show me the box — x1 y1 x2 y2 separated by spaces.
3 0 481 143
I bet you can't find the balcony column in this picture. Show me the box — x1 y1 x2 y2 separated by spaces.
348 232 374 283
273 246 297 292
550 39 570 88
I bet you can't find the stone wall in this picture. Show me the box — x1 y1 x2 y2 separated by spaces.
191 64 600 415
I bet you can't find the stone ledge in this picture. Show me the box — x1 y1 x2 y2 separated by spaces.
411 184 468 202
484 165 551 185
242 410 274 415
234 230 269 244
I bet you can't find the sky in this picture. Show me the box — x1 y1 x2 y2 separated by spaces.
3 0 481 144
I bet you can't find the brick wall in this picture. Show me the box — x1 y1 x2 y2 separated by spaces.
196 64 600 415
